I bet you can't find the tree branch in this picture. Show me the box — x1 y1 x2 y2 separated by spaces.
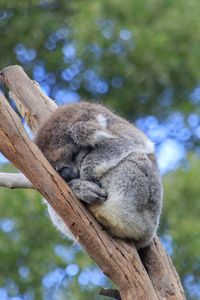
1 65 57 134
0 172 33 189
0 77 158 300
99 288 121 299
139 237 185 299
0 173 183 299
0 65 186 300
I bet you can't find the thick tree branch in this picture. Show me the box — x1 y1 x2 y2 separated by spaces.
0 172 185 298
0 65 186 300
0 173 185 298
0 86 158 300
0 65 57 134
139 237 185 299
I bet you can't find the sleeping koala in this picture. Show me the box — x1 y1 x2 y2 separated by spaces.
35 102 163 249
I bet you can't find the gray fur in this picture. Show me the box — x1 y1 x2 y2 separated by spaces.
35 102 163 249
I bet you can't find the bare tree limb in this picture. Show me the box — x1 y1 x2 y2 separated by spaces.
0 82 158 300
99 287 121 299
1 65 57 134
139 237 185 299
0 172 33 189
0 65 186 300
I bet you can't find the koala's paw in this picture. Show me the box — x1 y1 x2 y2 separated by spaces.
68 179 107 204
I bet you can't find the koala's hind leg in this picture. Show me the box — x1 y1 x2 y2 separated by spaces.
68 179 107 204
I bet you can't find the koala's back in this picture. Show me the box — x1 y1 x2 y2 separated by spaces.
36 101 152 152
81 147 162 248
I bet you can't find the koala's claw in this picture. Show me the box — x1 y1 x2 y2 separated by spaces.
68 179 107 204
85 186 107 204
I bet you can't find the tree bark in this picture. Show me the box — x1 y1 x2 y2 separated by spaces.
99 287 121 299
0 65 186 300
0 172 33 189
139 237 185 299
0 65 57 134
0 81 158 300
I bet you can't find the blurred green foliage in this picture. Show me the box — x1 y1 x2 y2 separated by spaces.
162 154 200 297
1 0 200 117
71 0 200 117
0 0 200 299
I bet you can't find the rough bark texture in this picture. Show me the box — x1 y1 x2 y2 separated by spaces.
0 65 186 300
99 287 121 299
0 88 158 300
0 65 57 134
139 237 185 299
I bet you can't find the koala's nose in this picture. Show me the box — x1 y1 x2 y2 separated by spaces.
58 167 78 182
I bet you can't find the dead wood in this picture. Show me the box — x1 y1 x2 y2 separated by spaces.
0 65 186 300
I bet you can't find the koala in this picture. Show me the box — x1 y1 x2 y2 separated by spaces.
35 102 163 249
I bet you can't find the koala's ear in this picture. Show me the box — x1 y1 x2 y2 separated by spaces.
68 121 116 147
91 129 116 145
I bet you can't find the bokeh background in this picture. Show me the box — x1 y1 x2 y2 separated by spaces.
0 0 200 299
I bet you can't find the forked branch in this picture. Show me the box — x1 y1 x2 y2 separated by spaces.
0 65 185 300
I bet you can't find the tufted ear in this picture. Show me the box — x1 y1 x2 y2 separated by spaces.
68 120 116 147
91 129 115 145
